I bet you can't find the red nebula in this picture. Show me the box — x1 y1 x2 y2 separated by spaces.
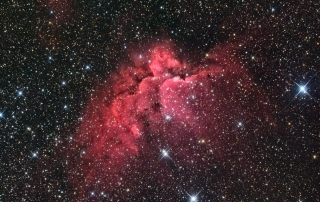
65 41 273 200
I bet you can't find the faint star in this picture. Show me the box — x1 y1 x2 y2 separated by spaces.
165 115 172 120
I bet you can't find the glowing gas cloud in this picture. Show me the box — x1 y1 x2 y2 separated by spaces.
65 40 273 200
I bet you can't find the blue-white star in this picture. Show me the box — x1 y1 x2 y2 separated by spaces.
162 149 169 157
298 84 307 94
159 148 172 160
17 90 24 97
187 191 201 202
284 74 318 109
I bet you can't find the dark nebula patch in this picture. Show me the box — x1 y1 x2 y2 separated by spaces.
64 40 274 200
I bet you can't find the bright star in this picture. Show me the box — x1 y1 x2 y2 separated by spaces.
284 74 318 110
295 83 316 101
187 191 201 202
191 196 197 201
299 85 307 94
17 90 24 97
159 148 172 160
31 151 38 158
162 149 168 157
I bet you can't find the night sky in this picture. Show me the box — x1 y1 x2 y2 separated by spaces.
0 0 319 201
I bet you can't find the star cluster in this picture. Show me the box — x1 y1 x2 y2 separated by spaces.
0 0 319 201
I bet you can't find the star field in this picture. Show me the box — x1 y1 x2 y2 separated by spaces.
0 0 319 201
